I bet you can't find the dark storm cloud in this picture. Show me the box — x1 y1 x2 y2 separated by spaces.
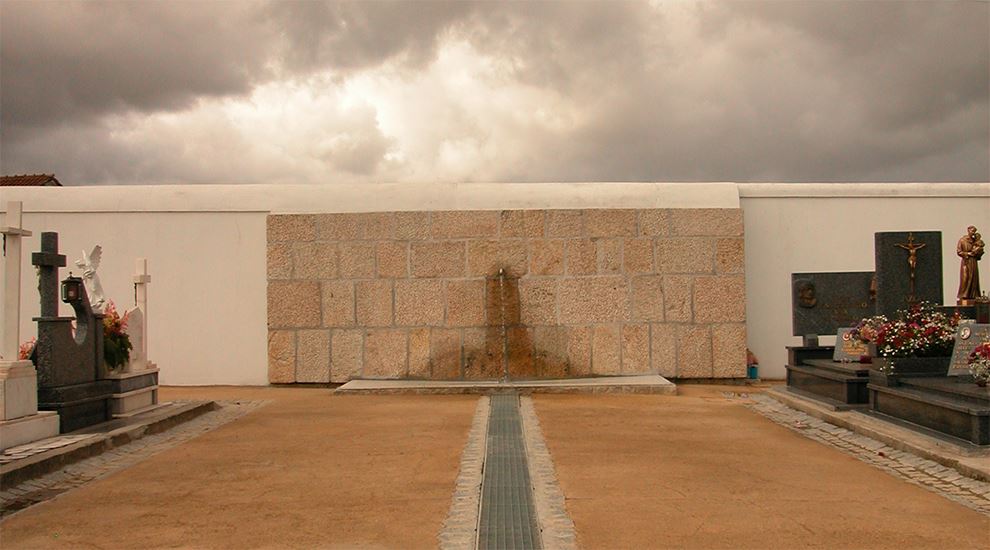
0 0 987 184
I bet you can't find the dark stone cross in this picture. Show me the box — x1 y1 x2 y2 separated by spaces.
31 232 66 318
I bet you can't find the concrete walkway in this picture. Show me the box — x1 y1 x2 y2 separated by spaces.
1 385 987 549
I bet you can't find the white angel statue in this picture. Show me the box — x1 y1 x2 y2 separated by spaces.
75 245 106 312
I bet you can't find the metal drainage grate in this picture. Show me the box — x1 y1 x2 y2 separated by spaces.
477 393 542 549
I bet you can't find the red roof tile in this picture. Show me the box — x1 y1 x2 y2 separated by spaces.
0 174 62 186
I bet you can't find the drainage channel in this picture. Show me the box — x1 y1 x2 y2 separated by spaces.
477 393 542 550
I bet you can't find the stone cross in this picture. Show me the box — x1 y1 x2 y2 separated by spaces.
1 201 33 360
132 258 152 368
31 232 67 319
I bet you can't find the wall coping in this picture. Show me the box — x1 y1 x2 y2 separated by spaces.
738 182 989 198
3 182 740 213
4 182 987 215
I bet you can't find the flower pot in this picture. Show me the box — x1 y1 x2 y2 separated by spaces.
870 356 951 387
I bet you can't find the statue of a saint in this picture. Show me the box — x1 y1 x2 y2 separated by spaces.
957 226 984 305
75 245 106 312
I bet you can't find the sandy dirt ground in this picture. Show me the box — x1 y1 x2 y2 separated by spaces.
1 387 478 549
534 386 989 550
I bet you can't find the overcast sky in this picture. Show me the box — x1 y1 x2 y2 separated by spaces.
1 1 987 185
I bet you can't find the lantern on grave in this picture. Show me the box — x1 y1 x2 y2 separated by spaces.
976 293 990 324
61 275 84 304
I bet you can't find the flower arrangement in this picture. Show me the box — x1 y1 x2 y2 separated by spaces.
969 341 990 387
18 337 36 361
103 300 132 370
850 302 958 359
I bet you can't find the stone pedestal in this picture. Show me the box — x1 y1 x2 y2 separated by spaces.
104 366 160 417
0 360 59 451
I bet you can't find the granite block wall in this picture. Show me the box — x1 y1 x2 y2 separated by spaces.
267 209 746 383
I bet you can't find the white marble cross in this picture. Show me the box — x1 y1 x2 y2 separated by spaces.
128 258 152 370
1 201 33 361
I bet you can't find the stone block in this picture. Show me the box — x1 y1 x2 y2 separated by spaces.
507 326 536 379
411 241 466 278
322 281 355 327
467 240 527 277
597 239 622 274
631 275 665 322
297 330 331 383
364 329 407 378
586 209 637 237
592 325 621 375
363 212 395 239
713 323 747 378
565 239 597 275
529 240 565 276
559 277 629 324
715 238 745 274
663 276 693 322
267 330 296 383
501 210 546 238
463 327 504 379
0 361 39 420
331 329 363 382
356 280 393 327
376 241 408 278
566 326 592 376
547 210 584 238
520 279 558 325
446 279 485 327
267 244 292 280
677 325 712 378
395 211 431 240
639 209 669 237
694 276 746 323
408 328 431 378
624 238 654 274
338 242 376 278
486 277 521 326
269 281 321 328
533 326 569 378
395 279 445 326
656 238 714 273
268 215 316 243
292 242 339 280
431 329 462 380
651 323 677 378
315 213 362 240
431 210 499 238
670 209 743 237
622 324 651 374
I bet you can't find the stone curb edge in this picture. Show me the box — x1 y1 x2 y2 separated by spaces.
766 387 990 482
0 401 216 489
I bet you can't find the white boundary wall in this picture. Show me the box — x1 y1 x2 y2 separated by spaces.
2 182 987 384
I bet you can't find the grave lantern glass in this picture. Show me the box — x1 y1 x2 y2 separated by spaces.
61 276 83 304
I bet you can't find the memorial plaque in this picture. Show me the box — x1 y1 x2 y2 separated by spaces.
792 272 875 337
833 328 869 362
874 231 942 318
948 323 990 376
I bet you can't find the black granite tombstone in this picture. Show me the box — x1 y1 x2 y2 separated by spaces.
791 272 875 338
32 232 113 433
874 231 942 318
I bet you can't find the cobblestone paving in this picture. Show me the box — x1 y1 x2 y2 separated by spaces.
743 393 990 515
439 396 490 550
0 400 269 519
520 396 577 550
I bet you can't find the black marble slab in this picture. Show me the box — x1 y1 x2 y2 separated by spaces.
868 379 989 446
787 346 835 366
874 231 943 317
791 272 874 337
